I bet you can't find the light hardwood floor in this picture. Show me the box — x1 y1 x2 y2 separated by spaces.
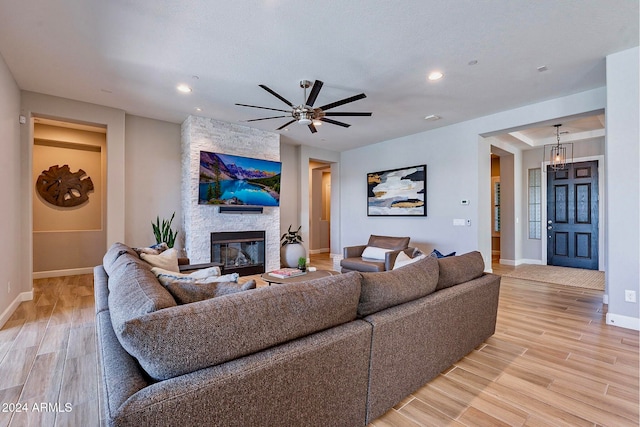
0 255 637 426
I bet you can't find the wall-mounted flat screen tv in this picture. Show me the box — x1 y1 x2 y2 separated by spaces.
199 151 281 206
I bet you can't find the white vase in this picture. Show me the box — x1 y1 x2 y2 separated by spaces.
280 243 306 268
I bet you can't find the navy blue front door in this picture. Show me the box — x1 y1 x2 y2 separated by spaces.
547 161 599 270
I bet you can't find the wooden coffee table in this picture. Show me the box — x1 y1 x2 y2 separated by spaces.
261 269 338 285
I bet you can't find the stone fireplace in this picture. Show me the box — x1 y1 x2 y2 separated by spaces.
181 116 280 271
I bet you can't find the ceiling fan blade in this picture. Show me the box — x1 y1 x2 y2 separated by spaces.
318 93 366 111
276 119 296 130
259 85 294 107
308 123 318 133
306 80 324 107
320 117 351 128
323 112 372 117
245 115 289 122
235 103 291 113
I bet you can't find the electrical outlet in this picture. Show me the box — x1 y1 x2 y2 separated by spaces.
624 290 637 303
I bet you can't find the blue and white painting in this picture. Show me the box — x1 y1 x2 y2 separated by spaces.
367 165 426 216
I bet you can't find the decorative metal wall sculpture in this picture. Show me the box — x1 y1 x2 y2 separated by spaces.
36 164 94 207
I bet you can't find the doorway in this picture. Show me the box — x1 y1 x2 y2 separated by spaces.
309 161 331 254
546 160 599 270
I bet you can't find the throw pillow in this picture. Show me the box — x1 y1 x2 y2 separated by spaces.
430 249 456 258
140 248 179 272
151 266 222 280
393 251 427 269
155 274 254 304
133 242 169 256
361 246 391 260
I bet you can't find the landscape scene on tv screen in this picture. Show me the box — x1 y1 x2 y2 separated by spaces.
199 151 281 206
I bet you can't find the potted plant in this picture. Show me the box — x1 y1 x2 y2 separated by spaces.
152 212 178 248
297 257 307 272
280 225 306 268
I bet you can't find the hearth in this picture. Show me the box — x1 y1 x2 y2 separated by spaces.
211 231 265 276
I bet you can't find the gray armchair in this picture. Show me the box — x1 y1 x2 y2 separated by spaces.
340 235 414 273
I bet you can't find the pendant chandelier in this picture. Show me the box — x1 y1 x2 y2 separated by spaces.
544 124 573 171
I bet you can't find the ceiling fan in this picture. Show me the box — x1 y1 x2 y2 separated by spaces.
235 80 372 133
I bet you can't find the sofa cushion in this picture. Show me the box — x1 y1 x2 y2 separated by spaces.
108 262 177 338
358 255 439 317
436 251 485 291
115 271 362 380
103 242 138 276
106 252 151 283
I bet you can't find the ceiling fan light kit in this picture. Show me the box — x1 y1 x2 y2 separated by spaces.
236 79 372 133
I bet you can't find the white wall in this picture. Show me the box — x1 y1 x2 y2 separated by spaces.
340 88 607 271
0 52 23 326
605 47 640 330
341 124 482 258
125 115 182 248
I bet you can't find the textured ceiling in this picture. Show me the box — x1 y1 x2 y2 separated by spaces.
0 0 637 151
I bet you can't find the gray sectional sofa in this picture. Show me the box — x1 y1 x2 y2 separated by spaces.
95 242 500 426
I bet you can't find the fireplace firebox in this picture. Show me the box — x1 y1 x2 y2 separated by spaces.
211 231 265 276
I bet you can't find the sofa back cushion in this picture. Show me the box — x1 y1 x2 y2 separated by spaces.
436 251 485 291
108 263 177 338
367 235 410 250
358 255 439 317
103 242 139 276
114 271 362 381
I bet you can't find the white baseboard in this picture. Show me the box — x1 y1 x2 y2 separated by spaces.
606 312 640 331
0 291 34 329
603 294 609 304
33 267 94 279
499 258 543 266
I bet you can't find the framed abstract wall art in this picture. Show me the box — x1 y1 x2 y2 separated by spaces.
367 164 426 216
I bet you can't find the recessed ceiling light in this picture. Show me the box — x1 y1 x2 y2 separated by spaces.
177 84 192 93
428 71 444 81
195 107 202 112
537 65 548 72
468 60 478 66
424 114 441 121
